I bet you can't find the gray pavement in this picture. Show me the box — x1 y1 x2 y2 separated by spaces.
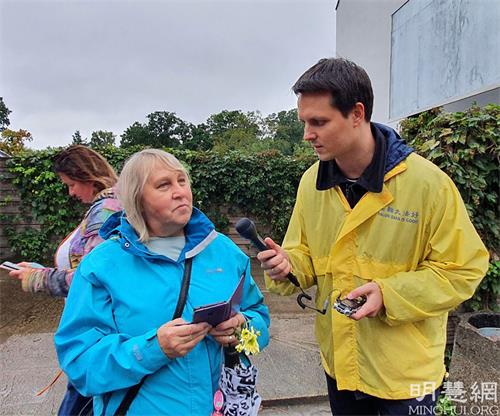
0 261 330 415
1 332 66 415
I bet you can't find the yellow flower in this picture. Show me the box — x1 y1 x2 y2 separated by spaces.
235 325 261 355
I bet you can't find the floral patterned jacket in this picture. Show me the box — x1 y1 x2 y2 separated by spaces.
22 188 122 297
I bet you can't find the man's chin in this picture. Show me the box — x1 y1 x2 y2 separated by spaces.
317 153 334 162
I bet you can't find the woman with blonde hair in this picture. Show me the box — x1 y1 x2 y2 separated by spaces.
55 149 270 415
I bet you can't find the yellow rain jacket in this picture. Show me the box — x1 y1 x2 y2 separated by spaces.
266 137 489 399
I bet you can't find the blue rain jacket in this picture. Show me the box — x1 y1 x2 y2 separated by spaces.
55 208 270 415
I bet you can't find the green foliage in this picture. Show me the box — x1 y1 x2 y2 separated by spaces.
178 149 315 237
467 261 500 312
71 130 87 145
120 122 152 147
207 109 307 155
89 130 116 147
0 100 33 155
118 108 306 155
265 109 304 155
87 145 142 173
400 104 499 310
3 149 85 261
206 110 261 139
435 393 457 416
0 97 12 131
6 228 54 260
120 111 191 148
212 128 259 153
444 344 453 371
208 110 262 153
4 146 315 262
0 128 33 155
183 123 212 151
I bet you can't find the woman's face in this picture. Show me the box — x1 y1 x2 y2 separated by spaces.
141 165 193 238
59 173 96 204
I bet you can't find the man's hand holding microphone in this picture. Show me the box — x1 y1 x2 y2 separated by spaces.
256 237 292 281
236 217 383 320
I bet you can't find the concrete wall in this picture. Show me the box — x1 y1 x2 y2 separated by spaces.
390 0 500 119
336 0 407 124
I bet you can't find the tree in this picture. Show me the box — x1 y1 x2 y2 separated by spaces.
183 123 212 151
147 111 191 147
264 109 304 155
120 111 191 148
89 130 116 147
0 97 11 131
0 128 32 155
206 110 261 139
71 130 87 145
120 122 153 148
206 110 264 153
212 128 259 153
0 99 32 155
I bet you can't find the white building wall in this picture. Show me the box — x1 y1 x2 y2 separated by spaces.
337 0 499 125
390 0 500 119
336 0 406 124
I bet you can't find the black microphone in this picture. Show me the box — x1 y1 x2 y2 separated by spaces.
235 217 301 288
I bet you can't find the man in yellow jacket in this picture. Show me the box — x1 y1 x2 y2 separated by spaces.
258 58 489 415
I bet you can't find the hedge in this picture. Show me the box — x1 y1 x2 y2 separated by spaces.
400 104 499 310
1 146 315 261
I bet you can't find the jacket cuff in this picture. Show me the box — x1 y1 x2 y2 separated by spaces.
21 274 31 292
22 270 40 293
373 278 400 326
130 328 172 372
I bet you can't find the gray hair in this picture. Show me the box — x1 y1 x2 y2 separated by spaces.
117 149 190 242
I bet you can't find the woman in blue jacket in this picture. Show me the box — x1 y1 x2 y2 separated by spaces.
55 149 270 415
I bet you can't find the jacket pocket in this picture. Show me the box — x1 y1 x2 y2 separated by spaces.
405 317 445 348
410 317 446 348
406 322 431 347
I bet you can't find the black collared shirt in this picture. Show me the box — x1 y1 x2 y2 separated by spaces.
315 123 387 208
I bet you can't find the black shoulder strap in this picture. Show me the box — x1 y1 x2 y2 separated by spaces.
172 257 193 320
114 257 193 416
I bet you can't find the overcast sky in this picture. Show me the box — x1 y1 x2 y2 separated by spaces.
0 0 336 149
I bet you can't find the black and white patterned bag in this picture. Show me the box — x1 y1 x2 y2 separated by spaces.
219 364 261 416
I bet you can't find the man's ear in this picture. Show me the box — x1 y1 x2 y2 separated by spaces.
351 102 365 126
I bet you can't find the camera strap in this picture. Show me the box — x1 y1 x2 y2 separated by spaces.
114 256 193 416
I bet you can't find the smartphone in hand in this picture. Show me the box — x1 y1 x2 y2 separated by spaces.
0 261 21 271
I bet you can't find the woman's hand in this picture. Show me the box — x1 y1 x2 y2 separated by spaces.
8 262 33 285
209 313 246 347
157 318 211 359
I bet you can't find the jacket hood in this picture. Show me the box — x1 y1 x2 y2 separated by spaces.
99 207 216 262
372 122 413 174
